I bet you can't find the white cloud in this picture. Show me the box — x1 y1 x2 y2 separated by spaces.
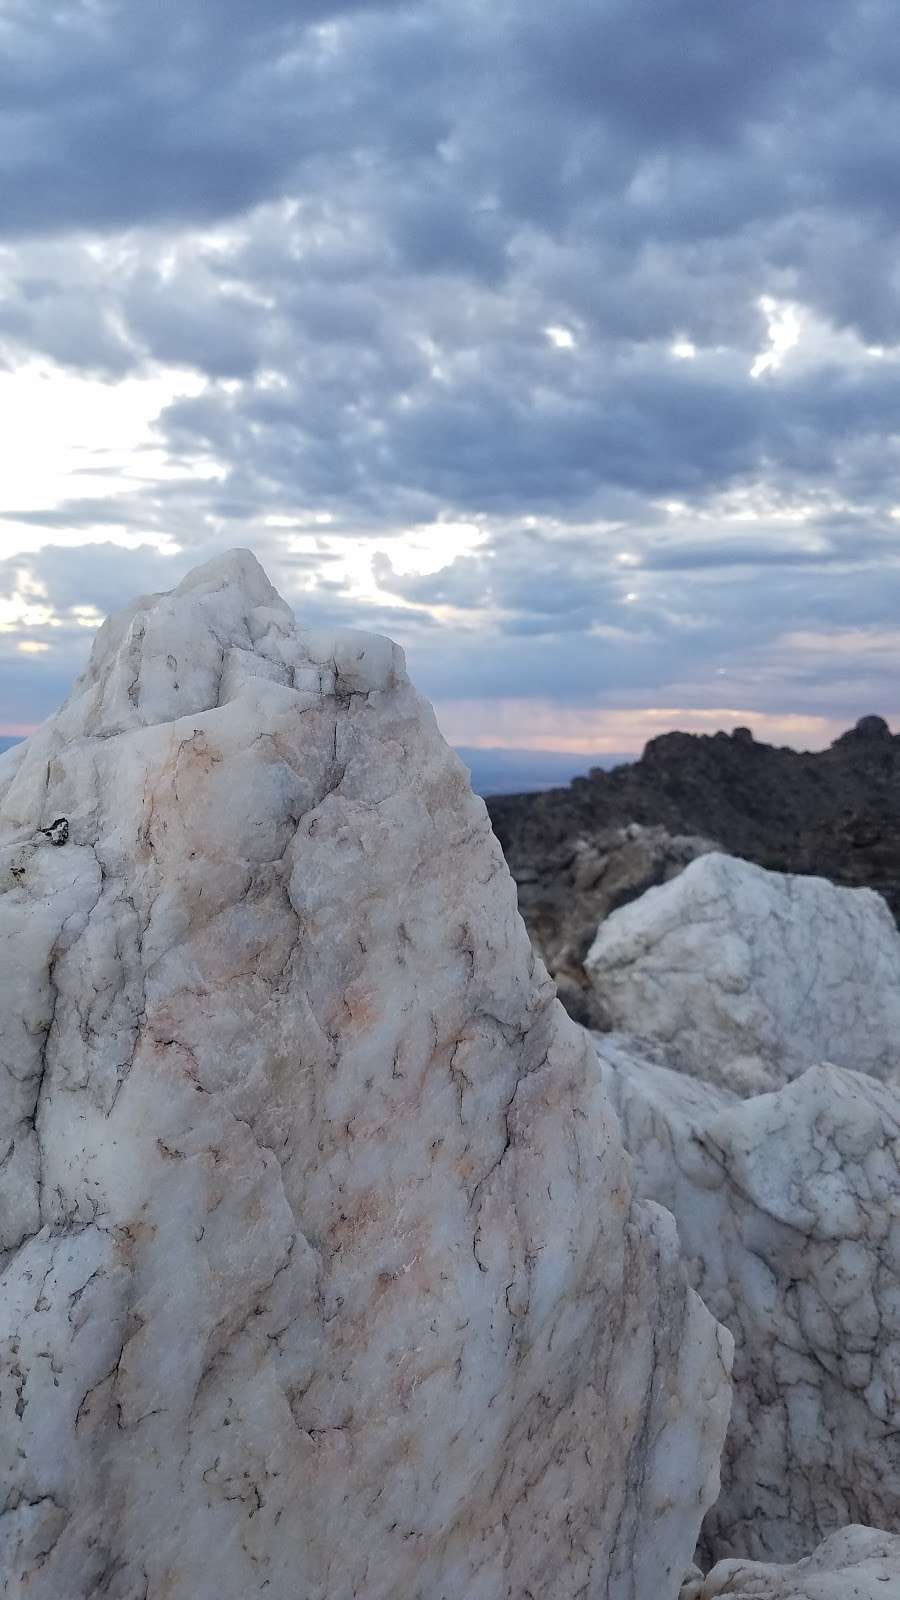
750 296 801 379
0 360 208 558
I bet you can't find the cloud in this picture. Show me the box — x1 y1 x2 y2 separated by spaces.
0 0 421 238
4 0 900 743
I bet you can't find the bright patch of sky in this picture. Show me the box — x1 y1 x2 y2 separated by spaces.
434 701 844 755
750 297 802 378
545 326 577 350
0 364 211 556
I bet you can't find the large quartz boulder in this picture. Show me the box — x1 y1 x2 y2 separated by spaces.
587 853 900 1093
0 551 731 1600
681 1525 900 1599
597 1040 900 1563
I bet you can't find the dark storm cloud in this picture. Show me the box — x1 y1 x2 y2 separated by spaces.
0 0 427 237
121 273 268 380
0 0 858 248
148 341 900 525
510 0 844 145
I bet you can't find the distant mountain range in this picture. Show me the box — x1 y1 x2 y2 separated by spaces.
0 733 627 797
454 746 627 796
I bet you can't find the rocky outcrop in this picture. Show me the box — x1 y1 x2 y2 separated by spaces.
503 823 715 1028
0 552 731 1600
487 716 900 1023
586 853 900 1093
681 1526 900 1599
597 1040 900 1564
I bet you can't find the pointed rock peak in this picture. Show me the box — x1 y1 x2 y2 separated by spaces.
43 549 406 742
171 547 288 609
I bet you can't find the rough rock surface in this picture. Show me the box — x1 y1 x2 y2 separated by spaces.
0 551 731 1600
486 716 900 1023
500 823 715 1029
680 1525 900 1599
596 1040 900 1563
586 852 900 1093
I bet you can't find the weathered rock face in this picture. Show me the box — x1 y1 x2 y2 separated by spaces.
587 853 900 1094
0 552 731 1600
501 823 715 1029
681 1526 900 1599
597 1041 900 1564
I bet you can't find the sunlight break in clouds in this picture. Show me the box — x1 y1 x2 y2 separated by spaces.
0 362 208 557
285 522 488 610
750 297 802 378
545 326 577 350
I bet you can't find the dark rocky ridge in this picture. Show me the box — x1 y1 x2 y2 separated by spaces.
487 715 900 1021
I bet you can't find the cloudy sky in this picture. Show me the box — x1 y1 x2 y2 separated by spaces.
2 0 900 767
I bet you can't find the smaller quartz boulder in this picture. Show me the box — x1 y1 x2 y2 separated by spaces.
587 852 900 1092
681 1525 900 1599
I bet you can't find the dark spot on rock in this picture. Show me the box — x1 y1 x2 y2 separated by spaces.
40 818 69 847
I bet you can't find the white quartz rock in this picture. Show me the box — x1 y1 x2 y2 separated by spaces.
0 551 731 1600
681 1525 900 1599
586 852 900 1093
597 1039 900 1563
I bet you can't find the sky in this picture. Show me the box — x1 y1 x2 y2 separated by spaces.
2 0 900 765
